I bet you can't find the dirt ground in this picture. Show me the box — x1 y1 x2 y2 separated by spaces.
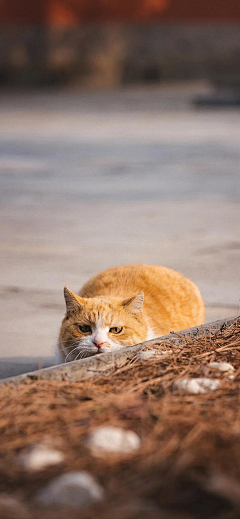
0 317 240 519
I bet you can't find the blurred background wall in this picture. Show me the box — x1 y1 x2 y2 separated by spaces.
1 0 240 88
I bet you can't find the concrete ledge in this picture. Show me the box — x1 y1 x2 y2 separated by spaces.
0 316 237 387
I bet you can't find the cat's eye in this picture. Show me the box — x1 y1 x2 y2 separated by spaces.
79 325 91 334
109 327 123 334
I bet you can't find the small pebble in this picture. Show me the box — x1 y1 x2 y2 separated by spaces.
87 426 141 455
18 444 64 471
209 362 235 373
35 471 104 509
174 378 221 395
135 349 169 361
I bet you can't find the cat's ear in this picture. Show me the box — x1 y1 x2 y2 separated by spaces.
122 291 144 315
64 287 83 313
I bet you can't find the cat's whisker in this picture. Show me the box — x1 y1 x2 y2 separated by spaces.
74 351 83 361
74 348 96 361
65 346 79 363
64 344 95 362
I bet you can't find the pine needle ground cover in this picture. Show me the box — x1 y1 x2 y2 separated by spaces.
0 318 240 519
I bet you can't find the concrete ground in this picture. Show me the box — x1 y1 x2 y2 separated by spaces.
0 81 239 378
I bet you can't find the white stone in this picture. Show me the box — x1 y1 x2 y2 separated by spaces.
174 378 221 395
35 471 104 509
87 426 141 454
135 349 169 361
209 362 235 373
18 444 64 471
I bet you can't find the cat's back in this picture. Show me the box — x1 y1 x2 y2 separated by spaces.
80 264 171 298
80 264 200 301
80 264 205 334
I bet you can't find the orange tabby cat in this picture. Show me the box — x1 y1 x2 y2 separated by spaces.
57 264 205 363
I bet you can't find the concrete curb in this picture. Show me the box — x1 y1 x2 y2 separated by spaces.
0 316 238 388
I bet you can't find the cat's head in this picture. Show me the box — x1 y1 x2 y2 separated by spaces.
59 287 146 362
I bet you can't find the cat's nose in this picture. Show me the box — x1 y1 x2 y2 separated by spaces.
93 340 104 349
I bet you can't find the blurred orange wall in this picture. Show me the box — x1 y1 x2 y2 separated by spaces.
1 0 240 25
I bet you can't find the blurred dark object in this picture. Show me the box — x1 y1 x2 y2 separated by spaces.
194 92 240 108
1 0 240 88
194 57 240 107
